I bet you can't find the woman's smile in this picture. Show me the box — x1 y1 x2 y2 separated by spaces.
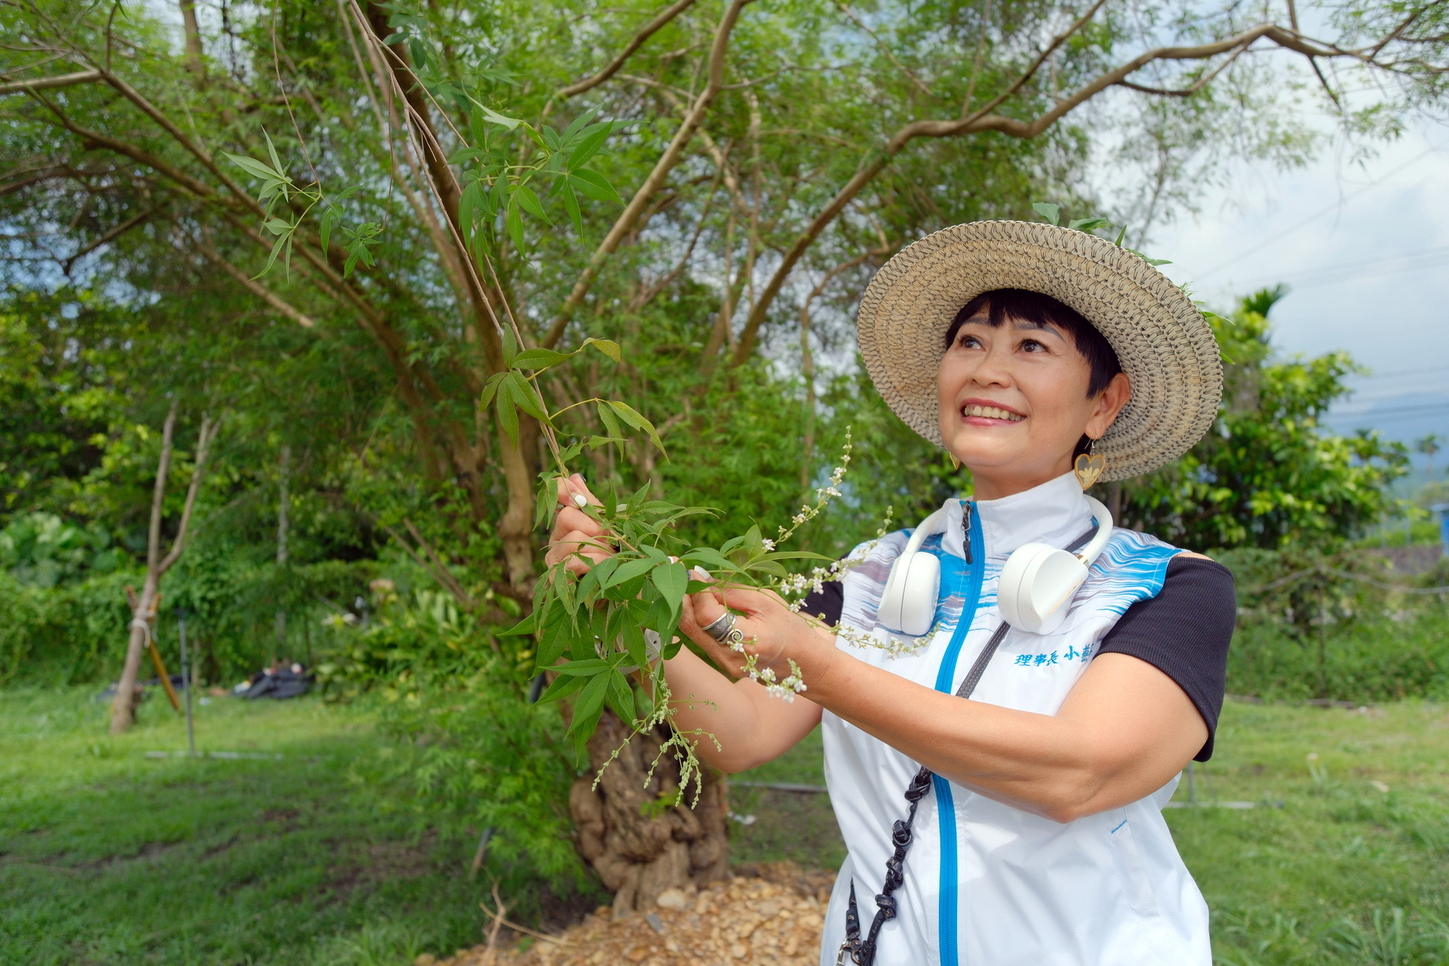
958 397 1027 425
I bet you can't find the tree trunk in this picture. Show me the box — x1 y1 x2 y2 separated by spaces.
570 711 731 916
109 572 161 734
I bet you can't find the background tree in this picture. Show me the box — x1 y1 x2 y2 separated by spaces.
1118 287 1408 553
1417 434 1442 481
3 0 1446 911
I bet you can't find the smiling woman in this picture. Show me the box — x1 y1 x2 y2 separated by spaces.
550 220 1236 966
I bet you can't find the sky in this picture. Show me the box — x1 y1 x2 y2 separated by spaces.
1147 118 1449 478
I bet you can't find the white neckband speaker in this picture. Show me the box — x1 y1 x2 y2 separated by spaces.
877 497 1114 638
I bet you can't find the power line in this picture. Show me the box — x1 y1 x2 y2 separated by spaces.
1196 143 1448 279
1242 245 1449 289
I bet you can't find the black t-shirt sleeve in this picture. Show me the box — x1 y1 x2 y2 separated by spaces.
800 579 845 627
1096 555 1236 761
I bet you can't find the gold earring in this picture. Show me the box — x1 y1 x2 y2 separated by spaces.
950 453 962 471
1074 441 1106 490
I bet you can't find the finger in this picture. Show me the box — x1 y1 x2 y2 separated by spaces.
690 589 729 629
555 474 602 510
554 506 604 537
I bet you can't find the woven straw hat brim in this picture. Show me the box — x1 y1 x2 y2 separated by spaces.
856 221 1223 481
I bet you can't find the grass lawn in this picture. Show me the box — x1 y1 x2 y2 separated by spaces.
0 688 521 965
4 689 1449 965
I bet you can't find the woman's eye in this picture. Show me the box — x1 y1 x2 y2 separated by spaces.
1020 339 1045 352
957 335 982 349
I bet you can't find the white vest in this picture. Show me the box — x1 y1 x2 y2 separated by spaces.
819 472 1211 966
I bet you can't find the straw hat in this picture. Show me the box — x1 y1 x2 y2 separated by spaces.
856 220 1223 481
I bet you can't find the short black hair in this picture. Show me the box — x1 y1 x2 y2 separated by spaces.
943 288 1123 398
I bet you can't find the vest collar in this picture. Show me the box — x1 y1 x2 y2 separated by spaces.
954 471 1095 559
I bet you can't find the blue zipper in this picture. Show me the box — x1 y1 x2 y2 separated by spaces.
932 501 984 966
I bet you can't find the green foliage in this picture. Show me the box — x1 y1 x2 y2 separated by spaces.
314 587 589 890
1122 290 1408 552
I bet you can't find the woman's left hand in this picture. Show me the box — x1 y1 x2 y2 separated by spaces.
680 585 837 685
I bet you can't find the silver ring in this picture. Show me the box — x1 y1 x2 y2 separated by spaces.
700 611 736 642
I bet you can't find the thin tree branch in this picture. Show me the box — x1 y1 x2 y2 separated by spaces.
0 69 100 95
146 401 179 576
63 207 150 270
542 0 750 350
196 238 317 327
555 0 700 99
730 15 1410 365
158 413 221 575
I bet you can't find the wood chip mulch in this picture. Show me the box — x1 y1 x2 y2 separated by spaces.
419 863 836 966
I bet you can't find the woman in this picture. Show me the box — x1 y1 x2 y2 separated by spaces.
549 221 1235 966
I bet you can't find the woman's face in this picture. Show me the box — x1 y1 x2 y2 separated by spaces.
937 313 1131 500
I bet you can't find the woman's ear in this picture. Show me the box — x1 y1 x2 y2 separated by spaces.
1086 372 1132 439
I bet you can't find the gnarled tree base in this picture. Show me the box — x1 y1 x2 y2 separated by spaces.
571 711 730 915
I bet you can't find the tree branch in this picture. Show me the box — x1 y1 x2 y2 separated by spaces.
0 69 101 95
196 238 317 327
146 400 179 575
729 15 1406 365
542 0 750 349
555 0 700 99
63 207 150 270
158 413 221 575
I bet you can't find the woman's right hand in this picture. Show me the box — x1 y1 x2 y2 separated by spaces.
544 474 613 574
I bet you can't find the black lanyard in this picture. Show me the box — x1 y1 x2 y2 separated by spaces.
838 521 1098 966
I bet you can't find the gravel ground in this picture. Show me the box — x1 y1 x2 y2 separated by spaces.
422 863 837 966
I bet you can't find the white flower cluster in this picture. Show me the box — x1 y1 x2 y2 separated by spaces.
734 645 808 701
833 621 935 658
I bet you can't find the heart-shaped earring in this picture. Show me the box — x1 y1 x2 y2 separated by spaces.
1074 451 1106 490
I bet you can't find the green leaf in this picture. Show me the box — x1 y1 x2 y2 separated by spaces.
537 672 588 704
512 347 572 369
504 371 550 422
319 207 337 255
225 152 286 183
500 612 536 636
479 371 506 412
505 199 525 250
1067 217 1112 233
596 400 624 441
607 401 665 453
551 658 612 676
559 181 583 234
652 561 688 617
581 338 622 363
501 325 519 367
568 123 613 170
605 556 657 588
620 623 648 671
448 146 487 165
569 168 623 204
1032 202 1061 225
478 105 523 130
568 673 611 732
496 390 519 445
515 183 547 221
606 672 635 723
